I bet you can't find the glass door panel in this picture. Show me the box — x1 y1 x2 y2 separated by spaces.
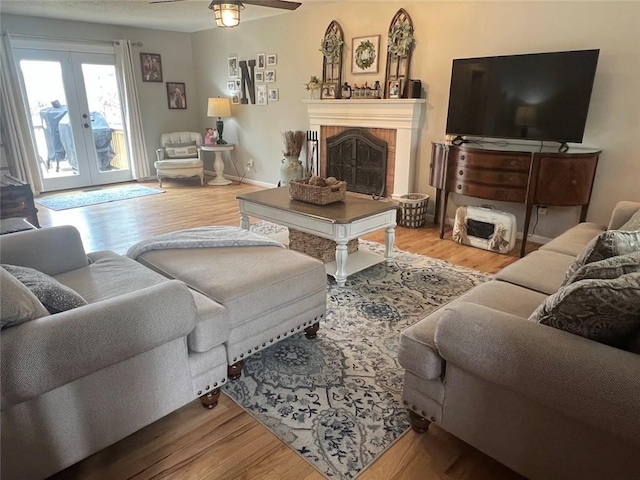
17 57 91 190
76 56 132 184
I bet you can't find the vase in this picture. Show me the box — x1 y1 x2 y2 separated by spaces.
309 88 320 100
280 156 304 186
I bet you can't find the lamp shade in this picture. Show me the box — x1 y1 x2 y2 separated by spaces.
207 97 232 118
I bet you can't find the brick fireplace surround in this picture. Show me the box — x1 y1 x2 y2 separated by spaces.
305 99 426 199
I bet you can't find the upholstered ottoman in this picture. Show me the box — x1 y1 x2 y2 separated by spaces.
133 242 327 378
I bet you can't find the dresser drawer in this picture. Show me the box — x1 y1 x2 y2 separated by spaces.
449 181 527 203
449 166 529 188
451 150 531 171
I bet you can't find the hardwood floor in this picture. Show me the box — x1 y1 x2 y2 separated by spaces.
39 179 530 480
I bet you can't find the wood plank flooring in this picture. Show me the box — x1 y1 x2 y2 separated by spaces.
38 179 531 480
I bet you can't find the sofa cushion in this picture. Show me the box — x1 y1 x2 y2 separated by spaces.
165 141 198 159
563 230 640 284
530 272 640 349
539 222 605 257
2 264 87 314
495 250 575 295
567 251 640 284
53 251 168 303
619 209 640 231
0 267 50 328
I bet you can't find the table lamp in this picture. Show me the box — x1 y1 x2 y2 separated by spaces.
207 97 232 144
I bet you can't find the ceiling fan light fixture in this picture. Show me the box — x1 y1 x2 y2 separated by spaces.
210 2 243 28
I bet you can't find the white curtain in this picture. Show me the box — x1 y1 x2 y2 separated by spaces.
114 39 151 180
0 33 43 192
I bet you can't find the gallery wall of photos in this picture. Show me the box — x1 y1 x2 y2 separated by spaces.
227 53 279 106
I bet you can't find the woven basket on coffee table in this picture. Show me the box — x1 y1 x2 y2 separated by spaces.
289 179 346 205
289 229 358 263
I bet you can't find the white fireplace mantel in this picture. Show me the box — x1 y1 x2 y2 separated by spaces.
304 99 426 198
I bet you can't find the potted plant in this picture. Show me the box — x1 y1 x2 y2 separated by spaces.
305 75 322 99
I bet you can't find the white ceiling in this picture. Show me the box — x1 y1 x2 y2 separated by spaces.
0 0 333 33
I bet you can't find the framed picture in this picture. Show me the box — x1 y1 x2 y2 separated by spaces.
228 56 239 78
166 82 187 109
265 70 276 83
257 53 266 70
140 53 162 82
352 35 380 74
232 94 240 105
255 71 264 82
388 79 403 99
226 80 236 92
204 127 216 145
268 88 279 102
234 78 242 90
256 84 267 106
266 54 277 66
321 82 337 99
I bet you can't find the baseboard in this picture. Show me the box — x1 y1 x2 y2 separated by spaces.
204 170 276 189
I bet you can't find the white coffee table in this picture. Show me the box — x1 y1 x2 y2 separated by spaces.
237 187 398 287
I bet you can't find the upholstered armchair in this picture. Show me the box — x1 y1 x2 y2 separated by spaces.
155 132 204 187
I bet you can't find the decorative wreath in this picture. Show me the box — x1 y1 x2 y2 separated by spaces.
355 40 376 70
320 33 344 60
388 21 415 57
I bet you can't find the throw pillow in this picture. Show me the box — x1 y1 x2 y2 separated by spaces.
566 251 640 284
530 272 640 349
0 267 50 329
2 264 88 314
619 209 640 231
563 230 640 285
165 141 198 159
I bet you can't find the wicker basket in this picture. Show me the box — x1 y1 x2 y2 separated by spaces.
397 193 430 228
289 179 347 205
289 229 358 263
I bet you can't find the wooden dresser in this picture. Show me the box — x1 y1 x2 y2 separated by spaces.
0 175 40 228
430 142 600 256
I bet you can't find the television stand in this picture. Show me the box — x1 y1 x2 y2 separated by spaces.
429 142 601 257
558 142 570 153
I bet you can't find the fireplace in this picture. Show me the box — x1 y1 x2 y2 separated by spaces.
326 128 388 196
305 99 426 199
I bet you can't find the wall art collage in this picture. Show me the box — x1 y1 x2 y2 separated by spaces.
227 53 279 106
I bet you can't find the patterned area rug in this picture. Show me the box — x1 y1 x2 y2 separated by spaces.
35 184 164 211
225 223 489 479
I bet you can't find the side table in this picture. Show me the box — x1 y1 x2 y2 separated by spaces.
201 144 235 186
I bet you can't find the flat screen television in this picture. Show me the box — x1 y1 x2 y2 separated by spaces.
445 49 600 144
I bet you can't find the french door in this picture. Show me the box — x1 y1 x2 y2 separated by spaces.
15 49 132 192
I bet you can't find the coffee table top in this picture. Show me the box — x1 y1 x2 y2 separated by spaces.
237 187 398 224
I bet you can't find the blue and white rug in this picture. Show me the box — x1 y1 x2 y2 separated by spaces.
227 224 489 479
36 184 164 211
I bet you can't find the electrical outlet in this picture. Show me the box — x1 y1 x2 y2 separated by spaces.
538 206 548 216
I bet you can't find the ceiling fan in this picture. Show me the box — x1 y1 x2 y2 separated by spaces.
149 0 302 28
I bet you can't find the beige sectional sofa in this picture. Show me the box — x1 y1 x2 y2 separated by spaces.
398 201 640 480
0 225 326 480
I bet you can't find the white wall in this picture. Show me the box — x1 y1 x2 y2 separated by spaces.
2 14 199 175
191 1 640 238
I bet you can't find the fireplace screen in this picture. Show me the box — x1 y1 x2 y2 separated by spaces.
326 128 387 196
